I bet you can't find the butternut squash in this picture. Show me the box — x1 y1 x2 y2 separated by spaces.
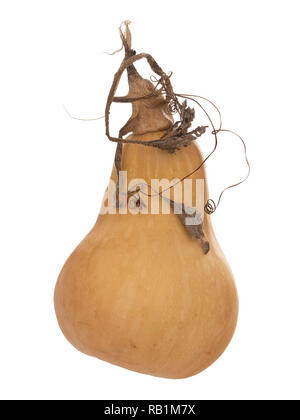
54 25 238 379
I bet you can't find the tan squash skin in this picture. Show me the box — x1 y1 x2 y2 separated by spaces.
54 130 238 379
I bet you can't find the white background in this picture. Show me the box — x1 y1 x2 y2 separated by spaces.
0 0 299 400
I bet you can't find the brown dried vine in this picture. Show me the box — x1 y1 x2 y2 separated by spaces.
103 21 250 255
105 55 207 152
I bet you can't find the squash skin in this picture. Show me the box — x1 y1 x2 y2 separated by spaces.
54 131 238 379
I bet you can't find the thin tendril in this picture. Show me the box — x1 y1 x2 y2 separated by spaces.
63 105 105 121
210 129 250 209
177 93 222 131
137 93 249 214
138 94 219 198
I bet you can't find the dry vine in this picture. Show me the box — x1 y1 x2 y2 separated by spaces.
102 22 250 254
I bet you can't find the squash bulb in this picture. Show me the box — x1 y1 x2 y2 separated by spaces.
54 64 238 379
